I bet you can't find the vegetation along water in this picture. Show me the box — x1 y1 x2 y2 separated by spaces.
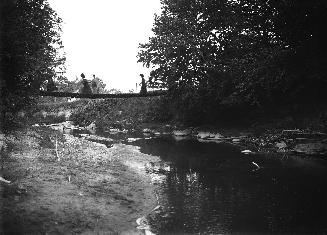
1 0 327 234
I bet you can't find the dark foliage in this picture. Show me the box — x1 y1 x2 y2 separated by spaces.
0 0 65 130
46 78 58 92
71 97 171 129
138 0 327 124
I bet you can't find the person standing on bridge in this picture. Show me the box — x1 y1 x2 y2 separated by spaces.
139 74 147 95
91 75 98 94
80 73 92 94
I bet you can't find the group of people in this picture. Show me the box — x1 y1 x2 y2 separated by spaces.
79 73 148 95
79 73 104 94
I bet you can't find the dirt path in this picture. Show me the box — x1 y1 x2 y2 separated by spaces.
0 127 160 234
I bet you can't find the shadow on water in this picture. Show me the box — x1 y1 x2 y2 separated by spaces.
126 136 327 234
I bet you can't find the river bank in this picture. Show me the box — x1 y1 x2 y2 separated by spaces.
0 126 160 234
2 117 327 234
28 97 327 157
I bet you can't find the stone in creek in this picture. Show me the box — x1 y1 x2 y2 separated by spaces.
142 128 153 133
293 142 327 155
173 129 191 136
80 134 114 142
127 138 142 142
276 141 287 149
197 132 213 139
108 128 120 134
282 129 327 139
86 122 96 130
241 149 254 154
212 133 224 139
282 129 302 137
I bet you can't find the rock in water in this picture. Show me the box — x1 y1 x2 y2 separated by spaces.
142 128 152 133
276 141 287 149
86 122 96 130
173 129 191 136
197 132 211 139
293 142 327 155
241 150 254 154
0 176 11 184
213 133 224 139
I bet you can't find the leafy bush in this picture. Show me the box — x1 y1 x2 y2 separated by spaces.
70 97 171 129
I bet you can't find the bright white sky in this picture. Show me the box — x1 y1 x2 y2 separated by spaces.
48 0 161 92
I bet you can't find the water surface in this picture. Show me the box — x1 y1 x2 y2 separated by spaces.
128 136 327 234
68 127 327 234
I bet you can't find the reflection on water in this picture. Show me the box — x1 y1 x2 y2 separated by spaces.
128 137 327 234
55 125 327 234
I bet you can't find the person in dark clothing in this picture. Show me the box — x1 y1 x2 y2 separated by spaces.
139 74 147 95
80 73 92 94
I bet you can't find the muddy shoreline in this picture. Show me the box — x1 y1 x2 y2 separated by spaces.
0 127 160 234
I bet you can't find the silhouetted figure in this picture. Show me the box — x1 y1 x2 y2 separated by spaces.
91 74 98 93
80 73 92 94
140 74 147 95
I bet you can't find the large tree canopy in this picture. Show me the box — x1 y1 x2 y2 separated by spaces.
138 0 327 122
0 0 65 117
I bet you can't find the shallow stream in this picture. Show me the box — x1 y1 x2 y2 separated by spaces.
67 127 327 234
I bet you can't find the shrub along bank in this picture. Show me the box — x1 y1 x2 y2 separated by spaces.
70 96 171 130
69 95 327 133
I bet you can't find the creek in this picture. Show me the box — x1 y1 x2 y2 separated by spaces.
62 126 327 234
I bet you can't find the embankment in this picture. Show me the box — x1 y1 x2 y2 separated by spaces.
0 126 160 234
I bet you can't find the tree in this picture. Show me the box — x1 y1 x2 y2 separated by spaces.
138 0 327 123
0 0 65 128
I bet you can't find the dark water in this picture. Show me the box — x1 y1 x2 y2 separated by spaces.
127 136 327 234
70 128 327 234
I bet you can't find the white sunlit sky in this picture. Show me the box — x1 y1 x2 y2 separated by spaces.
48 0 162 92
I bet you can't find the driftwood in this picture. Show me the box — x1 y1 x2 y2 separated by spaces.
252 161 261 170
0 176 11 184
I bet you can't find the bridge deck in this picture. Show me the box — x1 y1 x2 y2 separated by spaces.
37 91 166 99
